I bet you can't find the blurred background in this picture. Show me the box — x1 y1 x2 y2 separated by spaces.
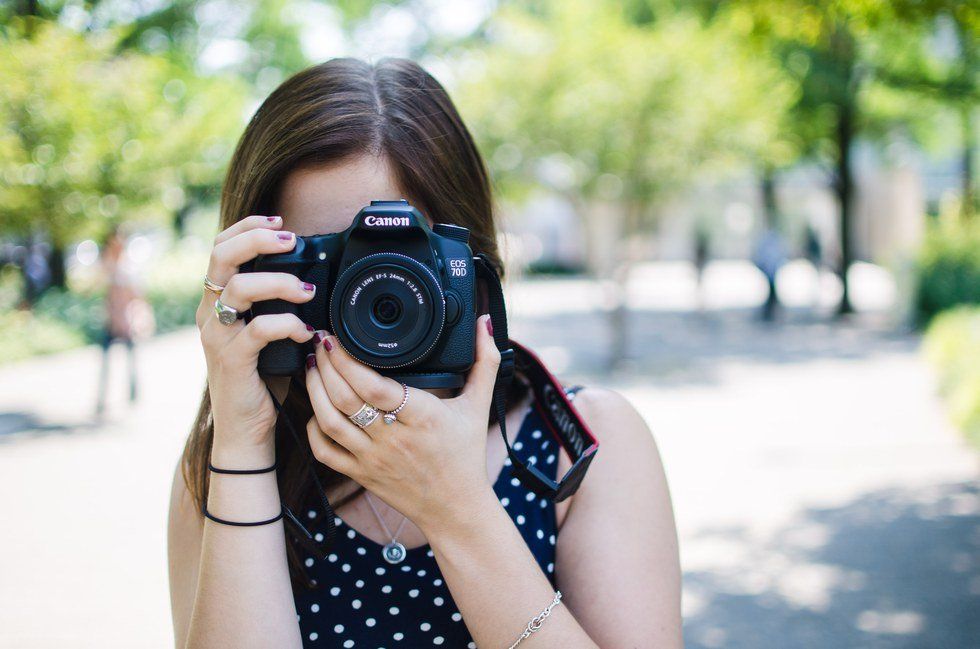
0 1 978 647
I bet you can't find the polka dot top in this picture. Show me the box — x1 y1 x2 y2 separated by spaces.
293 388 578 648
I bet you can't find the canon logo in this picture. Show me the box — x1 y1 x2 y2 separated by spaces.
364 215 410 227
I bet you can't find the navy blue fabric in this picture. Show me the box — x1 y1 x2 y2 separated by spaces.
293 390 576 648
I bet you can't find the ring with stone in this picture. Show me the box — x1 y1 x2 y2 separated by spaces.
203 275 225 296
349 402 381 428
383 384 409 425
213 298 241 326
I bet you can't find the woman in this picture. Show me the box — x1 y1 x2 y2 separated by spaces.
168 58 681 649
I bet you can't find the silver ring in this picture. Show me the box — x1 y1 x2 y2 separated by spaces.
213 298 240 326
383 384 409 425
203 275 225 296
348 402 381 428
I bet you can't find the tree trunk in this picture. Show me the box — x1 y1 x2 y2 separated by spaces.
761 165 778 229
961 105 976 220
835 99 855 316
47 243 67 290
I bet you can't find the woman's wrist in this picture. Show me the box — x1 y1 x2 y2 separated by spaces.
210 432 276 470
415 481 503 543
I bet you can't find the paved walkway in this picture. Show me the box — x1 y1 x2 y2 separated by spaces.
0 269 977 648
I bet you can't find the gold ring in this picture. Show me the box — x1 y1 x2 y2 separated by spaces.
204 275 225 296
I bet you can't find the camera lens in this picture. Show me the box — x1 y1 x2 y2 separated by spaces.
330 253 446 368
371 295 402 326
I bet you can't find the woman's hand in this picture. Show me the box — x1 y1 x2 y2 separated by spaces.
304 315 501 529
196 215 317 460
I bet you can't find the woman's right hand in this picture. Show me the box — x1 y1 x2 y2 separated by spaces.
196 215 317 460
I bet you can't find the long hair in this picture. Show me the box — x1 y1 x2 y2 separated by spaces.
181 58 525 587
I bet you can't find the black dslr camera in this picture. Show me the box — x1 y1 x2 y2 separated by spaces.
246 200 477 389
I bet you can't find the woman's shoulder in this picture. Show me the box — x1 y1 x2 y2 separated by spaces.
565 384 654 445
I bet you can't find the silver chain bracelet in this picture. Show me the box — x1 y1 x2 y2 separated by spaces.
507 590 562 649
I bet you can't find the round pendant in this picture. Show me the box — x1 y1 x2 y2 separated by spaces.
382 541 407 564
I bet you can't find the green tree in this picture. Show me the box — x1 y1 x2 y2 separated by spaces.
457 0 793 363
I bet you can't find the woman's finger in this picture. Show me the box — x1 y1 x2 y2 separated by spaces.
306 416 357 476
214 214 282 245
218 272 316 312
319 333 415 414
305 355 372 453
228 313 314 360
206 228 297 288
457 314 501 415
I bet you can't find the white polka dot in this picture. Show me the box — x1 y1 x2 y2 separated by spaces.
394 633 404 641
409 589 419 598
540 499 547 508
334 516 342 526
356 547 366 555
307 510 317 519
451 612 462 622
536 529 544 539
352 599 361 609
500 497 510 507
547 562 554 573
510 478 520 487
525 492 535 502
311 603 320 613
341 563 351 572
433 596 444 606
514 441 523 450
532 429 542 439
401 565 412 572
343 641 354 648
516 515 525 525
420 622 431 631
546 454 555 464
426 549 434 557
328 553 338 562
389 606 400 615
366 618 376 627
334 624 344 633
528 455 537 465
433 578 443 587
417 569 426 577
549 534 556 545
542 440 550 450
468 643 476 649
504 458 512 466
309 632 318 640
305 558 314 567
376 567 386 576
330 587 341 596
382 585 392 594
433 638 444 645
346 529 356 539
314 532 324 542
355 579 364 588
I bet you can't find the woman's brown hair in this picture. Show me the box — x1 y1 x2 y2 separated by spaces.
181 57 525 587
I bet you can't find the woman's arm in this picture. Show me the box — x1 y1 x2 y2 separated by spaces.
168 214 318 648
557 388 682 647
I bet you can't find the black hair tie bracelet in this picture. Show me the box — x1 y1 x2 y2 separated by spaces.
203 460 282 526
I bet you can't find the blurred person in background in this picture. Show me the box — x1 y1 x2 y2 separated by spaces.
168 58 681 649
752 225 788 322
95 227 153 418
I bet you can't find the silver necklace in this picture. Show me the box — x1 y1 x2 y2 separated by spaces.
364 492 409 564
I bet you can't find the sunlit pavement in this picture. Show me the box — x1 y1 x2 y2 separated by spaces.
1 262 977 648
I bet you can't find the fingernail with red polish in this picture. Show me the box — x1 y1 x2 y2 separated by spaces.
312 330 324 345
323 336 333 352
267 216 280 222
306 353 316 369
485 315 493 336
277 232 293 241
302 282 316 292
305 324 314 332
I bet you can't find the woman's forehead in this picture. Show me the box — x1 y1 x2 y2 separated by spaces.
276 155 407 237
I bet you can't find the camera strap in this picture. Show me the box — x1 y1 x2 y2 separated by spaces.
474 254 599 502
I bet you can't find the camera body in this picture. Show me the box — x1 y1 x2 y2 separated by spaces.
246 200 477 389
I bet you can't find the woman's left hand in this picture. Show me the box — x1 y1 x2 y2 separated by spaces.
305 314 501 529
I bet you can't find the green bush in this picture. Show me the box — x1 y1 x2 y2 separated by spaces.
0 308 89 363
914 220 980 326
924 306 980 448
